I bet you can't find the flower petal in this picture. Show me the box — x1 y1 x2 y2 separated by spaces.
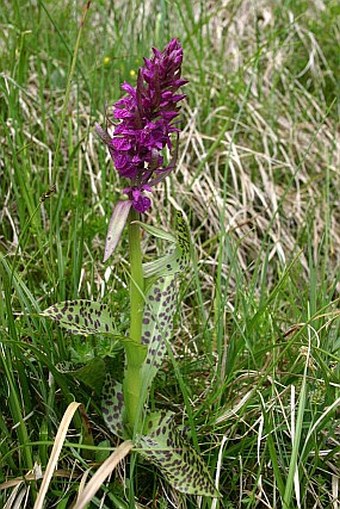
103 200 132 262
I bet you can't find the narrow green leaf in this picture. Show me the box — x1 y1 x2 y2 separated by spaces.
132 221 176 243
101 375 125 438
138 412 218 497
95 439 111 463
41 300 115 336
55 358 106 393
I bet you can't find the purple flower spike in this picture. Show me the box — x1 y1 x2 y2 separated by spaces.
96 39 187 213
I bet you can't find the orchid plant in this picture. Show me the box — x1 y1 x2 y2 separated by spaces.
42 39 217 497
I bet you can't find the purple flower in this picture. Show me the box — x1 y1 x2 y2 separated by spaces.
96 38 187 213
96 39 187 261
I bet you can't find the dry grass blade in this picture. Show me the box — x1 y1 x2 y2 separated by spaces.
33 402 82 509
3 483 29 509
73 441 133 509
0 469 78 491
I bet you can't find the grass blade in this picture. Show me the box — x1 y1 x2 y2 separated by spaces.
33 402 81 509
73 441 133 509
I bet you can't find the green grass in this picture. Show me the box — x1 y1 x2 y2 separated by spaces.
0 0 339 507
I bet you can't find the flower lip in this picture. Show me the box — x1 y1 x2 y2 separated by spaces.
123 185 152 213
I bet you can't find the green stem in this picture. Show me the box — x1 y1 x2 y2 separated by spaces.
128 210 144 344
123 209 145 433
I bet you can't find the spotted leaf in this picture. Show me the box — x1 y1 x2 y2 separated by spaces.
101 374 125 438
141 211 191 389
55 361 74 373
174 210 191 268
143 249 178 279
41 300 115 336
143 211 190 279
138 412 218 497
140 275 177 390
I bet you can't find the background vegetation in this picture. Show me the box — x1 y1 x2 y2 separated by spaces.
0 0 339 507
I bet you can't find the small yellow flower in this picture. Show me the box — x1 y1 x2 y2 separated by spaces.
103 56 111 66
129 69 136 78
